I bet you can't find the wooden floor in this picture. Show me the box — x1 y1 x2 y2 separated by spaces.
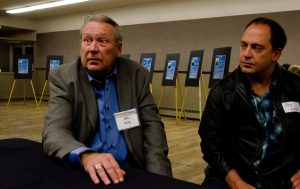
0 100 206 184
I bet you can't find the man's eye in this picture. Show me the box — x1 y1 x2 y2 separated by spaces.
241 44 247 49
98 39 109 46
83 38 92 44
252 45 264 52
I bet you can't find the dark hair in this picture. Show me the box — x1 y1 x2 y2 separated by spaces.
80 15 122 45
245 17 287 50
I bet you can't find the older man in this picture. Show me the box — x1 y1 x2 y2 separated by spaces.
43 15 172 185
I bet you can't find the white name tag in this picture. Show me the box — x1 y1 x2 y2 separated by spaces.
114 108 140 131
282 101 300 113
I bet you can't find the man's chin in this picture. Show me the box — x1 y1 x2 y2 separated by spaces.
240 67 255 74
86 67 103 73
86 67 112 77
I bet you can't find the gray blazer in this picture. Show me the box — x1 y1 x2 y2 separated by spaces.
42 57 172 177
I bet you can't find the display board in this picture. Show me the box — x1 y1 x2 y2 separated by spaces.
162 53 180 86
208 47 232 88
140 53 156 83
184 50 204 87
46 55 63 79
14 55 33 79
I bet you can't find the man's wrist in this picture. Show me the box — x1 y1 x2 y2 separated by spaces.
225 169 243 187
68 147 92 165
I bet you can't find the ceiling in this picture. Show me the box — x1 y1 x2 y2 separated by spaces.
0 0 170 41
0 0 169 20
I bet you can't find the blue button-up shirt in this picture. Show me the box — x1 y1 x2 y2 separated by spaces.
68 67 127 165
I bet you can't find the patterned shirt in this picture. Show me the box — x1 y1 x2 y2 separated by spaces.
250 80 282 168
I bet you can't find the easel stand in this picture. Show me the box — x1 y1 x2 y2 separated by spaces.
39 80 48 106
157 74 183 125
7 79 38 107
179 72 208 123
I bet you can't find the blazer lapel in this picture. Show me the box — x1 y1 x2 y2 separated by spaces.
78 62 98 130
116 59 133 152
116 65 131 111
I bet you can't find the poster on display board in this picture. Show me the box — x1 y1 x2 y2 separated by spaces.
162 53 180 86
14 55 33 79
208 47 231 88
184 50 204 87
140 53 156 83
46 55 63 79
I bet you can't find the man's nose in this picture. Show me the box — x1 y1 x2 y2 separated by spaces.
241 47 252 57
89 41 99 52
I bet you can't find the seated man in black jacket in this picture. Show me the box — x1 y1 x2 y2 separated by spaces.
199 17 300 189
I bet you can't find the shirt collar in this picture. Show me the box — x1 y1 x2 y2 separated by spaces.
87 66 117 83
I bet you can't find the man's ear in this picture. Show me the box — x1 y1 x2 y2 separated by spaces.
272 48 282 62
117 43 122 56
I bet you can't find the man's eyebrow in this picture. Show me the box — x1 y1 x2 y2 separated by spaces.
82 33 92 36
240 41 248 46
240 41 264 47
251 43 264 48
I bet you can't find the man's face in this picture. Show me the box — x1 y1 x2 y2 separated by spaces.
239 23 281 76
80 21 121 77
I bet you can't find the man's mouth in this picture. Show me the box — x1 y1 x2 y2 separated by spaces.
87 58 102 63
242 61 254 66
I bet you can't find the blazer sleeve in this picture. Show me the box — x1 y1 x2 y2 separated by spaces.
42 66 86 161
135 66 173 177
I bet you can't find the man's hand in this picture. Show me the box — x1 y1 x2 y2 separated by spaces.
291 169 300 189
80 152 126 185
225 169 256 189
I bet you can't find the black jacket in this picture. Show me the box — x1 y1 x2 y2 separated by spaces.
199 64 300 188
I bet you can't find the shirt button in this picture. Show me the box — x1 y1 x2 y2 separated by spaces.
107 125 111 129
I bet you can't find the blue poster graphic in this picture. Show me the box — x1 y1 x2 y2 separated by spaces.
165 60 176 80
49 59 61 71
141 58 152 72
18 59 29 74
212 55 226 79
188 57 200 79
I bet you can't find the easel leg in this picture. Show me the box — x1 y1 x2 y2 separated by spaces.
149 83 153 94
23 80 26 105
157 86 165 109
175 84 178 125
7 80 16 106
30 80 38 107
199 72 208 119
39 80 48 107
200 73 207 100
177 76 185 120
178 87 188 124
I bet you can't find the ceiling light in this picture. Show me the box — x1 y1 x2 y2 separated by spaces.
6 0 89 14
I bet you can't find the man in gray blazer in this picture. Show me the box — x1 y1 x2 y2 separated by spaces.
42 15 172 185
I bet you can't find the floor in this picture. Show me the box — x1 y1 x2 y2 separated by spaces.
0 100 206 184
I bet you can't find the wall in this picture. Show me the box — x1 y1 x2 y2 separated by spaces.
35 0 300 33
0 43 9 72
32 10 300 118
